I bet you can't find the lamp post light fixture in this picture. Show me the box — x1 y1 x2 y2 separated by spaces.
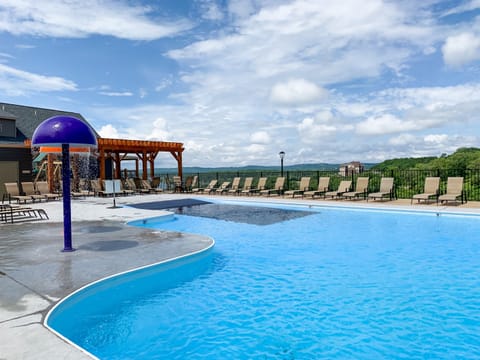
279 151 285 177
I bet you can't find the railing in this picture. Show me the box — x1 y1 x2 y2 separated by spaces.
155 169 480 201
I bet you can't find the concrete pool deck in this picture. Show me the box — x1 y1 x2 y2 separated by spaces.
1 193 480 359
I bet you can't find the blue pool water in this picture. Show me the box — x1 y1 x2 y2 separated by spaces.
47 203 480 359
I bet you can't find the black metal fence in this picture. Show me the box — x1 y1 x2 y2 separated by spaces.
158 168 480 201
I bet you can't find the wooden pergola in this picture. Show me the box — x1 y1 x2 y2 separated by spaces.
97 138 184 180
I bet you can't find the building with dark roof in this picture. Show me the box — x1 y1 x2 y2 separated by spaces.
0 102 99 198
0 102 98 144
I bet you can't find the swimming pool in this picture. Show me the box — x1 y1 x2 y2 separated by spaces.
47 201 480 359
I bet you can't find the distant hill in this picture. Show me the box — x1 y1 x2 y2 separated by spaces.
154 162 378 174
370 147 480 171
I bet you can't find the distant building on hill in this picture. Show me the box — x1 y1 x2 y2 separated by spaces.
339 161 364 176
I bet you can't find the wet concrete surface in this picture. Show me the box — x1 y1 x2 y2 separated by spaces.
0 195 213 359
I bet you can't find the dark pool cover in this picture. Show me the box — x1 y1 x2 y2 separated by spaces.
129 199 313 225
175 203 313 225
128 198 212 210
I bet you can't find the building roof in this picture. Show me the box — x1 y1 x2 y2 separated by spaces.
0 102 99 144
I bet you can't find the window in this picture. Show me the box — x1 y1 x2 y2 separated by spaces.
0 119 16 138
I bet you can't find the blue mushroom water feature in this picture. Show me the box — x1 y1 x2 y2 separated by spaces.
32 116 97 252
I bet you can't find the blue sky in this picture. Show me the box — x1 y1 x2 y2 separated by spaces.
1 0 480 167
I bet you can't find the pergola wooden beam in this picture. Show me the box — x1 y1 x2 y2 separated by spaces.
97 138 184 181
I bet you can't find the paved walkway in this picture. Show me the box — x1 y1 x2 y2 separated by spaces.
1 193 479 359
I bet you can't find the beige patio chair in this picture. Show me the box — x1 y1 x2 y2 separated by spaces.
228 177 242 195
75 178 94 197
284 177 311 198
245 177 267 195
368 177 395 201
141 179 163 193
215 181 231 195
20 182 45 202
343 177 369 200
411 177 440 204
200 179 218 194
35 181 60 201
192 176 209 193
304 177 330 198
3 182 33 204
183 176 197 192
260 177 285 196
325 180 352 199
438 177 465 205
125 178 150 194
239 177 254 195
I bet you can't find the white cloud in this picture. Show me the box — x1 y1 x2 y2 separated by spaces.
0 52 14 59
99 91 133 97
250 131 271 144
442 0 480 16
424 134 449 144
0 63 77 95
98 124 120 138
147 117 171 141
15 44 36 49
0 0 192 40
442 32 480 67
246 144 267 154
155 79 173 92
227 0 257 20
200 0 224 21
388 133 417 146
355 113 436 135
270 79 328 106
297 116 337 144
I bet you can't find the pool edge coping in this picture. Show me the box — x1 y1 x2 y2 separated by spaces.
43 212 215 360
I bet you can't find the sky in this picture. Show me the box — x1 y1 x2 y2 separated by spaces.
1 0 480 168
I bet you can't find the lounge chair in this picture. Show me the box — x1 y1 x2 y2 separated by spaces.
343 177 369 200
215 181 231 195
173 176 183 193
260 177 285 196
2 183 33 203
200 179 218 194
141 180 163 193
284 177 311 198
126 178 150 194
368 177 395 201
239 177 254 195
411 177 440 204
119 181 134 195
227 177 242 195
184 176 197 193
438 177 465 205
245 177 267 196
35 181 60 201
324 180 352 199
20 182 45 202
304 177 330 198
90 179 104 196
102 180 125 196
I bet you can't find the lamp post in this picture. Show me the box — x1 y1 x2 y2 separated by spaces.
279 151 285 177
32 116 97 252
